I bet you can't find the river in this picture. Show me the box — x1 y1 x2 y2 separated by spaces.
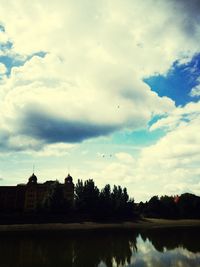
0 227 200 266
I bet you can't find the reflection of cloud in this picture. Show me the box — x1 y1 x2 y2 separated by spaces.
133 236 200 267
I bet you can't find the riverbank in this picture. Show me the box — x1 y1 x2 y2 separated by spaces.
0 218 200 232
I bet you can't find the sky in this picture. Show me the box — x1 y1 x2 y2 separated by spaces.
0 0 200 201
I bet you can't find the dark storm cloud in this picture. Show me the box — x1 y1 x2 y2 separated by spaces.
0 131 10 151
0 130 42 152
170 0 200 36
170 0 200 18
0 109 120 153
19 110 119 144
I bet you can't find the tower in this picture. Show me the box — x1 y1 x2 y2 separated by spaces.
65 173 73 184
64 174 74 204
27 173 37 185
25 173 38 211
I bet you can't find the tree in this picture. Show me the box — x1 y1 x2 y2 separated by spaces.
74 179 85 211
99 184 112 217
177 193 200 219
75 179 99 215
110 185 135 219
145 196 162 218
42 181 67 213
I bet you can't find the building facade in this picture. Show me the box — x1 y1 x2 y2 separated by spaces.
0 174 74 212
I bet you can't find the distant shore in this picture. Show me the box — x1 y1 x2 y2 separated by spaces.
0 218 200 233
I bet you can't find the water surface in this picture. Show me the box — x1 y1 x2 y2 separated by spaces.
0 227 200 266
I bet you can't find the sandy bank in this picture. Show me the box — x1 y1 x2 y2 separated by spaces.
0 219 200 232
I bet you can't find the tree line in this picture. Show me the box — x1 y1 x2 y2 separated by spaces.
34 180 200 220
137 193 200 219
40 179 136 221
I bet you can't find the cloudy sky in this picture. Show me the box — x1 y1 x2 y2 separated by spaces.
0 0 200 201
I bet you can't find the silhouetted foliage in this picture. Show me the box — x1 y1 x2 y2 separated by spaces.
39 182 200 220
41 181 68 213
75 179 99 214
3 173 200 222
139 193 200 219
75 179 135 220
178 193 200 218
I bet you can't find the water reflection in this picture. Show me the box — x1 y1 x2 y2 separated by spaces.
0 227 200 267
136 228 200 267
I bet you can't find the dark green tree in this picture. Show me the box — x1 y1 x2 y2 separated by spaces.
110 185 135 219
145 196 162 218
74 180 135 220
75 179 99 215
74 179 85 211
99 184 112 218
177 193 200 219
160 195 178 219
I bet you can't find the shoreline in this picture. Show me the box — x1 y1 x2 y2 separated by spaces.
0 218 200 232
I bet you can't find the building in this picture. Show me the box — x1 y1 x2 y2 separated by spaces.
0 174 74 212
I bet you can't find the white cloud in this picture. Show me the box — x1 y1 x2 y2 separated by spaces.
1 1 200 72
115 152 135 164
81 109 200 201
1 0 200 152
0 31 8 44
150 101 200 131
32 143 75 157
136 237 200 266
133 114 200 200
0 0 200 199
0 63 6 75
0 52 175 151
190 84 200 97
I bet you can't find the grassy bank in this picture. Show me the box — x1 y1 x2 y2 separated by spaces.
0 218 200 233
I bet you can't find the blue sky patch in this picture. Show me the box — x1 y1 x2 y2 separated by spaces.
0 51 47 76
0 25 47 77
111 129 165 146
144 53 200 106
0 55 23 76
